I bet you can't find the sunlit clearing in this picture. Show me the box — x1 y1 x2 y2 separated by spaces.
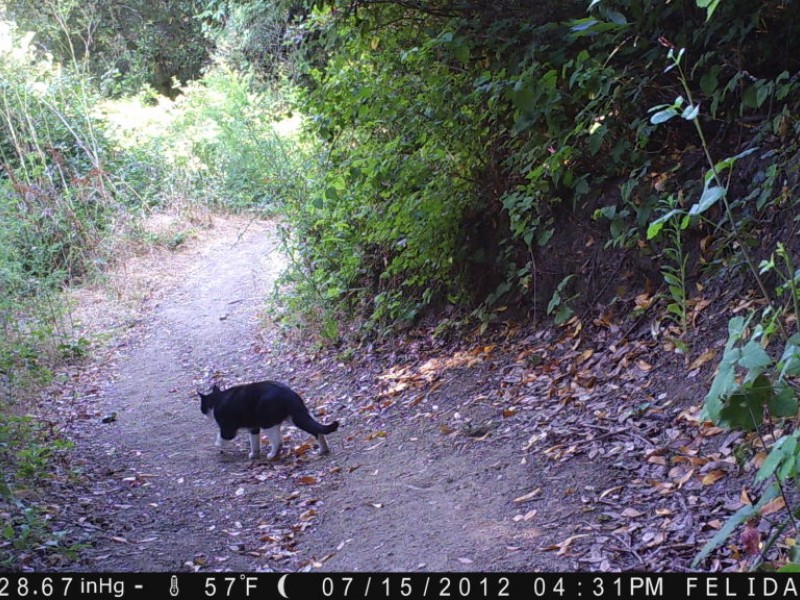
273 113 302 138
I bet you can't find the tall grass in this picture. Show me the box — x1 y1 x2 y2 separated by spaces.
0 21 173 389
1 24 97 387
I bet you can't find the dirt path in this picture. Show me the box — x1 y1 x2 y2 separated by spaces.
54 214 719 573
62 218 295 571
53 216 598 572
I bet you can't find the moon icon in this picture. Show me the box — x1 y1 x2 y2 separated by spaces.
277 574 289 599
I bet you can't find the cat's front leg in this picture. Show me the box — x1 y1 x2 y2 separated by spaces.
215 431 231 451
216 428 236 453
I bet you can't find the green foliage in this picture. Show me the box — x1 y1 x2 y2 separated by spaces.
286 11 494 326
4 0 210 96
546 275 578 325
648 195 689 334
168 67 307 211
199 0 295 84
0 21 175 383
0 414 80 568
284 0 800 330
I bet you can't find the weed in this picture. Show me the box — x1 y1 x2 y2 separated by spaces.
0 414 81 569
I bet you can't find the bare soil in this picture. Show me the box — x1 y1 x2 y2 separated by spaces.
40 214 754 572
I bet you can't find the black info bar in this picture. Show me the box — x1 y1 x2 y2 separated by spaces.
0 572 797 600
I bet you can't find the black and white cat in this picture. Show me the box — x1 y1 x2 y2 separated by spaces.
199 380 339 460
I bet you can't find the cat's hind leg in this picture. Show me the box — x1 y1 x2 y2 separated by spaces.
265 425 282 460
248 428 261 459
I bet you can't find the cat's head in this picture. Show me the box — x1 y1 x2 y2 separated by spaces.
199 384 221 416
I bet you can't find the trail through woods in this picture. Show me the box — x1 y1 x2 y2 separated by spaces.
46 215 737 572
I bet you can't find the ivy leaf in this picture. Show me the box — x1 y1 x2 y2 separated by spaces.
703 321 747 423
706 148 758 183
606 10 627 25
778 335 800 378
453 42 470 65
739 339 771 372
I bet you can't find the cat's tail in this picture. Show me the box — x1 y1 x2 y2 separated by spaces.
292 409 340 436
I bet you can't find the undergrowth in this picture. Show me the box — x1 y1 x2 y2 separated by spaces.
274 0 800 337
0 413 82 570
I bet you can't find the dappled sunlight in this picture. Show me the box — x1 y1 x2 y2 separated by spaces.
273 113 303 138
97 96 180 148
377 346 493 399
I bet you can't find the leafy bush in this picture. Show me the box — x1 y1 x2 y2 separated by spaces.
275 0 800 336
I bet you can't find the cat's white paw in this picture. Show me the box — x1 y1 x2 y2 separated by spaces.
248 451 260 460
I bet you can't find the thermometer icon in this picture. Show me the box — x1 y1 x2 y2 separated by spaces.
170 575 179 597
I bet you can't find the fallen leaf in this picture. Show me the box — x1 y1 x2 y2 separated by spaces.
235 487 245 496
294 443 314 457
457 557 474 564
701 470 727 486
599 485 624 499
635 293 654 310
513 510 537 522
621 508 643 518
677 469 695 488
637 360 653 372
514 488 541 503
299 509 318 521
297 476 318 485
689 349 716 371
551 534 589 556
760 497 786 517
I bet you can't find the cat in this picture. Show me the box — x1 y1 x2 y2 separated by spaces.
199 380 339 460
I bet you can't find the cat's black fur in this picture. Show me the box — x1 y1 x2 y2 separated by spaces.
199 380 339 460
